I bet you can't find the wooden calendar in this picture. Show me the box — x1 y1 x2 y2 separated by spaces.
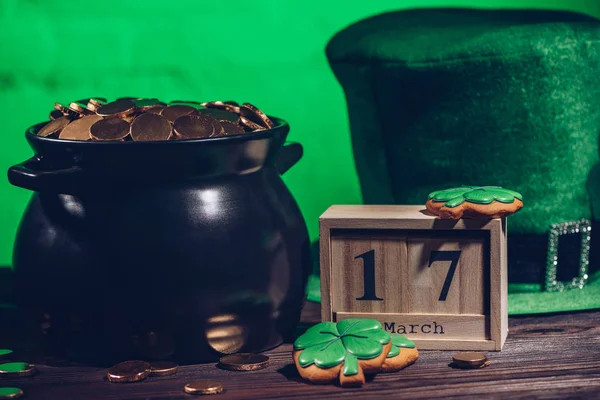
319 205 508 350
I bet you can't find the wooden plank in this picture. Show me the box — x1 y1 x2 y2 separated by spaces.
406 234 486 315
501 218 509 348
334 312 489 342
321 205 500 231
2 300 600 399
330 232 406 314
319 218 333 321
488 218 504 350
410 339 497 351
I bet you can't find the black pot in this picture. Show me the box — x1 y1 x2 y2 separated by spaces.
7 117 310 363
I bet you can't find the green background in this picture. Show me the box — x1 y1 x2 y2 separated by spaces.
1 0 599 268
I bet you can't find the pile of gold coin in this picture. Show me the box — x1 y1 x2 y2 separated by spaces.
37 98 275 141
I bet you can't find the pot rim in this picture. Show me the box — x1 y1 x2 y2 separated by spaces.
25 116 289 146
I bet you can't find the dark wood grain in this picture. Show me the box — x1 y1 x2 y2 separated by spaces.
2 300 600 399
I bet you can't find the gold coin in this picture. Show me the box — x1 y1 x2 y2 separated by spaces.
87 99 105 112
38 117 70 137
90 118 131 141
149 361 178 377
106 360 151 383
184 381 224 395
134 98 164 110
54 103 76 118
170 100 202 105
0 387 23 399
239 116 265 132
218 353 269 371
96 99 136 118
219 121 245 136
59 115 102 141
144 106 165 114
197 108 240 124
69 102 93 117
452 352 488 368
160 105 197 123
0 362 37 377
240 103 274 129
131 113 172 141
49 109 64 120
173 114 221 139
201 101 241 114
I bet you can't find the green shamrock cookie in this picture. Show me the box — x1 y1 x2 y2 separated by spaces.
381 334 419 372
426 186 523 219
293 318 392 386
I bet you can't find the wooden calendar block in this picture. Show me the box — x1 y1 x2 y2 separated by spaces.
320 205 507 350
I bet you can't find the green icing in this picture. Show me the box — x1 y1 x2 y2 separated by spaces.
0 349 13 356
386 334 415 358
428 186 523 208
0 387 22 397
342 353 359 376
294 318 391 376
0 362 29 373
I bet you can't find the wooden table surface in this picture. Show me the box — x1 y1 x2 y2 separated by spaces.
2 300 600 399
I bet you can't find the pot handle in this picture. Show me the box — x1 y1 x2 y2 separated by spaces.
276 142 303 175
8 156 81 192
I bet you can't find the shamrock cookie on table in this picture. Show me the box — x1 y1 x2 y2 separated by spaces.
380 334 419 372
293 319 418 387
426 186 523 220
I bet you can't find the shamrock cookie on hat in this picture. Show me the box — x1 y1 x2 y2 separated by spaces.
426 186 523 220
380 334 419 372
293 319 392 387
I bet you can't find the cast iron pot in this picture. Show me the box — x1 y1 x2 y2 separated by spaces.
8 117 310 363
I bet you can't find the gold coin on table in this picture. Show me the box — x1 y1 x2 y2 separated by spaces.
452 352 488 369
90 118 131 141
0 362 37 377
38 116 70 137
218 353 270 371
184 380 224 395
59 115 102 141
106 360 151 383
173 114 221 139
130 113 172 141
239 116 265 132
160 105 197 123
96 99 136 118
239 103 274 129
0 387 23 399
149 361 178 377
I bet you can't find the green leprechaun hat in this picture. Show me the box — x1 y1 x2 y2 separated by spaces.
312 8 600 315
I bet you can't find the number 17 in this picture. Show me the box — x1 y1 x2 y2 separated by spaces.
428 250 461 301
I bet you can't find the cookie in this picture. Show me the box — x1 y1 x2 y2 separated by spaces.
380 334 419 372
426 186 523 220
293 319 392 387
